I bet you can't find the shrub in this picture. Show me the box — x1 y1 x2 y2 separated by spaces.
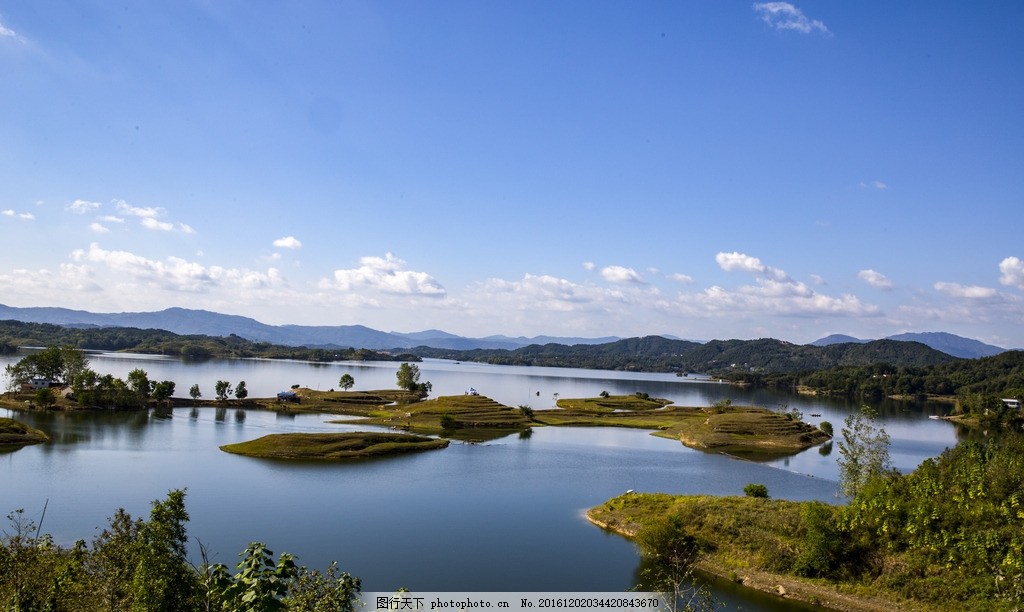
743 483 769 498
819 421 833 436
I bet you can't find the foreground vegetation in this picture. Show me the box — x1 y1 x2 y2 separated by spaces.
589 433 1024 611
0 490 361 611
220 432 449 460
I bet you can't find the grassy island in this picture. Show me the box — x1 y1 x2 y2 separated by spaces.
219 432 449 460
0 417 49 446
670 406 831 454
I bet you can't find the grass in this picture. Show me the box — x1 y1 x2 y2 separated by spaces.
670 407 832 453
219 432 449 460
554 395 672 412
588 493 930 612
0 417 49 445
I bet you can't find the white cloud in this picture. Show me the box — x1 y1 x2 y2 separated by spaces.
141 218 175 231
273 236 303 249
89 223 110 234
858 180 888 190
68 199 102 214
716 251 788 281
809 274 826 285
115 200 161 218
582 261 596 271
70 243 284 293
98 215 125 223
670 273 694 284
112 199 194 233
601 265 644 284
934 282 998 300
999 256 1024 289
2 209 34 220
753 2 830 35
662 283 877 319
858 269 894 290
321 253 446 297
0 18 16 38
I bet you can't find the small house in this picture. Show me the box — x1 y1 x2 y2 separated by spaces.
277 391 300 403
1002 398 1021 410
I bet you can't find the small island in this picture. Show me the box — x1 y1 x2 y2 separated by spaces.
220 432 449 460
0 417 49 447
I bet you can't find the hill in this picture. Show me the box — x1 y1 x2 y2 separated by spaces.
812 331 1005 358
406 336 958 374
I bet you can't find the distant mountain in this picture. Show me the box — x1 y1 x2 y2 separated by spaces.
811 334 868 346
884 332 1005 359
0 304 616 351
811 331 1005 359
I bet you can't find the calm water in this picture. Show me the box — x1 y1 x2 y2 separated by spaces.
1 352 964 610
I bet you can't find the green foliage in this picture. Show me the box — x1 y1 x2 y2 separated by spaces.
396 363 420 391
131 489 200 610
819 420 833 437
842 434 1024 607
396 363 432 395
33 387 56 407
4 345 91 389
338 373 355 392
215 380 233 401
1 491 362 611
792 502 851 579
518 405 534 419
743 483 768 498
235 380 249 401
127 368 151 399
189 384 202 401
633 515 714 611
439 414 458 430
152 380 176 403
837 405 892 498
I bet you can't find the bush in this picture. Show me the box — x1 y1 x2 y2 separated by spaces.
819 421 833 436
743 483 769 498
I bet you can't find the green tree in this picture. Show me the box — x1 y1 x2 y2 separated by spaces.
838 405 891 498
338 373 355 392
235 380 248 401
215 380 233 401
634 515 714 611
189 384 202 402
33 387 56 408
396 363 420 392
131 489 201 611
152 381 176 403
127 368 151 399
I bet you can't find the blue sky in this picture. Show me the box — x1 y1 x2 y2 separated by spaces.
2 1 1023 347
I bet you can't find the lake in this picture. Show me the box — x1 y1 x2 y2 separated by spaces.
1 352 964 610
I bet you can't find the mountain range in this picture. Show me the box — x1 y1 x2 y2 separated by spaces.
0 303 1007 359
811 332 1006 359
0 304 617 351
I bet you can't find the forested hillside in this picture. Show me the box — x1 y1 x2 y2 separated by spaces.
0 321 414 363
406 336 957 374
